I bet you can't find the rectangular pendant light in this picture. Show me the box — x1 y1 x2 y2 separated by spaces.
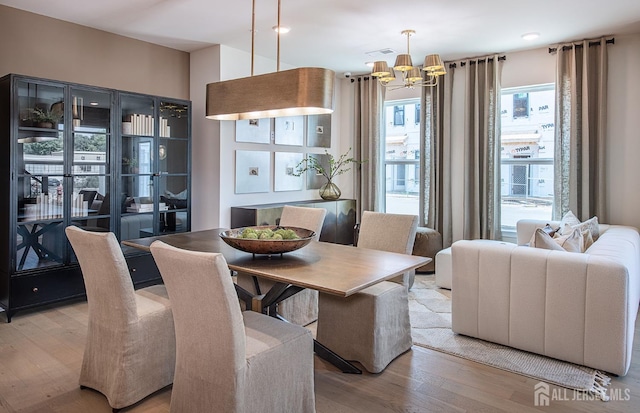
206 67 335 120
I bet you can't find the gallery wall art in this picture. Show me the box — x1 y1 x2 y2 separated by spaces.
235 150 270 193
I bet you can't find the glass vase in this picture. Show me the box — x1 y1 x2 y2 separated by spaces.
319 181 341 200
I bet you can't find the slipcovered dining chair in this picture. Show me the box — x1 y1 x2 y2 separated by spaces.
150 240 315 413
235 205 326 325
64 225 175 412
316 211 418 373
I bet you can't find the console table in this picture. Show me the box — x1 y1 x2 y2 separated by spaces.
230 199 356 245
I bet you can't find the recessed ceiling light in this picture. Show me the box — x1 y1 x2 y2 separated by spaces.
272 26 290 34
521 32 540 41
89 101 99 106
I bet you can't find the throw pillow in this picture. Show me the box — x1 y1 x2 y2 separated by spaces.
579 216 600 242
530 228 565 251
528 224 561 247
553 227 584 253
559 211 581 235
558 211 600 241
583 228 595 251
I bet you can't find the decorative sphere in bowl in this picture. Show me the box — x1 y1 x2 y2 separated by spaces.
220 225 315 255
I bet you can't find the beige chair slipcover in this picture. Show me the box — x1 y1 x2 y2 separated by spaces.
65 225 175 411
236 205 327 325
150 240 316 413
316 211 418 373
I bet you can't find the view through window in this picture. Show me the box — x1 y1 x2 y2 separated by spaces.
500 84 555 232
384 99 420 216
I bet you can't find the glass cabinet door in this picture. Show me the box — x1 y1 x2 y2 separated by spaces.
120 94 156 240
158 100 189 235
119 96 189 241
15 80 65 271
69 87 113 234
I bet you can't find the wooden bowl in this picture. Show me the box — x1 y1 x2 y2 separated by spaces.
220 225 315 255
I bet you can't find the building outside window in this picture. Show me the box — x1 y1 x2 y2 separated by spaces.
384 99 420 215
500 84 555 233
393 105 405 126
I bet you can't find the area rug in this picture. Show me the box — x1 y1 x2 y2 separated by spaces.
408 275 611 401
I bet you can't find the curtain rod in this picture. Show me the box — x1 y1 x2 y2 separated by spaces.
548 38 615 53
448 55 506 69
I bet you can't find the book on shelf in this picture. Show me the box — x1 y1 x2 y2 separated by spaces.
160 117 171 137
123 113 155 136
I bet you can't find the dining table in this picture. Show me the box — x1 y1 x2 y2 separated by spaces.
123 228 431 374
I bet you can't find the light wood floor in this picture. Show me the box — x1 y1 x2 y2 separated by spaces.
1 292 640 413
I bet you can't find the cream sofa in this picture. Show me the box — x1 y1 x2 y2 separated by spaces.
451 219 640 376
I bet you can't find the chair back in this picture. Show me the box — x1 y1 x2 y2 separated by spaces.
149 241 247 398
65 225 139 327
280 205 326 241
357 211 418 254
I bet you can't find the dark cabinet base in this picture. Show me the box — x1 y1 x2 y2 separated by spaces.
2 253 162 322
231 199 357 245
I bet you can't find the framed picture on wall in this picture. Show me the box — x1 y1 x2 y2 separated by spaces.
274 116 304 146
235 118 271 143
274 152 304 192
307 114 331 147
305 153 331 190
235 150 270 193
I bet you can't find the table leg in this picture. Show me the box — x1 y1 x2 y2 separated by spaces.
313 340 362 374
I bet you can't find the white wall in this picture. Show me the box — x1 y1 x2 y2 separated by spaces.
190 46 222 231
606 33 640 229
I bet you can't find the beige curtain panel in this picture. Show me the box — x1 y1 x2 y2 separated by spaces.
352 76 385 215
421 69 454 248
553 37 609 222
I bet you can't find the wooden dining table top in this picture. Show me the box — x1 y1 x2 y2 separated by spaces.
123 228 431 297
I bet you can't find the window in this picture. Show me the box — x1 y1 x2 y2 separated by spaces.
383 99 420 215
500 84 555 233
393 105 405 126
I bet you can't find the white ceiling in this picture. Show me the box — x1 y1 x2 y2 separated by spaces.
3 0 640 76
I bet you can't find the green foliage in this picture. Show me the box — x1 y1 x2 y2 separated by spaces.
293 147 365 182
74 134 107 152
22 139 63 155
30 107 62 124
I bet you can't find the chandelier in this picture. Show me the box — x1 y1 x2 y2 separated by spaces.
371 30 446 90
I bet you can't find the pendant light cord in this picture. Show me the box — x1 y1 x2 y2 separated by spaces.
277 0 281 72
251 0 255 76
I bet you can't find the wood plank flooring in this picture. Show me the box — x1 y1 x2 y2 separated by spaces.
1 289 639 412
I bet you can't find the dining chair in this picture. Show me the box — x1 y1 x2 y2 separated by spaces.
65 225 176 412
235 205 326 325
150 240 316 413
316 211 419 373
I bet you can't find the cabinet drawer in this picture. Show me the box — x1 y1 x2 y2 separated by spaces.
127 253 162 285
11 267 85 308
